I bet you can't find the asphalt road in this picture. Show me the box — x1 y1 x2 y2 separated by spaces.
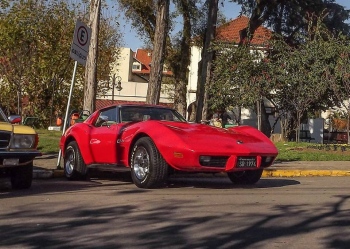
1 176 349 249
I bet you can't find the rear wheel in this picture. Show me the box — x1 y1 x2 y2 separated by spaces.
64 141 87 180
131 137 168 188
227 169 263 185
11 162 33 189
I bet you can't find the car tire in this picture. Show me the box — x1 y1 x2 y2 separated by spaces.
11 162 33 189
64 141 87 180
131 137 168 188
227 169 263 185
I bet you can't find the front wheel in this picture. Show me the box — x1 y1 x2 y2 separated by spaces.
227 169 263 185
64 141 87 180
131 137 168 188
11 162 33 189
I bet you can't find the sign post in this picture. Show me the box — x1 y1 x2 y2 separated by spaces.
57 20 91 168
70 20 92 66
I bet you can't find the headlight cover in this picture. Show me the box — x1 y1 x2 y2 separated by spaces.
10 134 36 149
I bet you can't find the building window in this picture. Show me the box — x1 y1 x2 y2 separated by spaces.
132 64 141 70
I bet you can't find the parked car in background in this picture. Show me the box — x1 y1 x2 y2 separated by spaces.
0 107 41 189
60 104 278 188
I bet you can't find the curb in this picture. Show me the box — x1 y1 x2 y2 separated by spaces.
262 169 350 177
32 169 350 179
33 169 64 179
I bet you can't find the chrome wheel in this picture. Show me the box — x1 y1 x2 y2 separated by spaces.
133 146 150 181
130 137 168 188
65 148 75 175
64 141 87 180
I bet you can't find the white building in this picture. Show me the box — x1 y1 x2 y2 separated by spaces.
97 47 173 109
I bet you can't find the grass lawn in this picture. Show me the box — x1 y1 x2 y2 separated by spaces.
37 129 62 154
275 142 350 161
35 129 350 161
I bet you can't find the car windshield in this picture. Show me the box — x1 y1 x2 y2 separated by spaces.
119 106 187 123
0 108 8 122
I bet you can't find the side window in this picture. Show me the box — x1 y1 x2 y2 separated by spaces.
158 110 175 121
95 107 117 127
120 108 145 122
102 108 117 122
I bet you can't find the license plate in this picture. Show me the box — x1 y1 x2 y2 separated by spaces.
3 158 19 166
237 157 256 168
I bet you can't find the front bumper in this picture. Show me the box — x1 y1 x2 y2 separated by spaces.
169 152 277 173
0 150 42 168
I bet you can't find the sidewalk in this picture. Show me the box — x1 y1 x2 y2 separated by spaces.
33 154 350 179
33 154 63 179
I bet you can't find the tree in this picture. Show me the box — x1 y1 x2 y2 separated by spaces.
232 0 350 41
221 0 350 136
167 0 198 116
325 36 350 143
146 0 170 104
0 0 78 119
117 0 201 115
210 42 273 134
210 12 349 140
83 0 102 113
195 0 219 122
268 16 338 141
0 0 121 126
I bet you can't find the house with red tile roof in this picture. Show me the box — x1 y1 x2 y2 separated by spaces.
131 48 173 81
187 16 272 119
97 47 173 110
98 16 272 112
215 16 272 45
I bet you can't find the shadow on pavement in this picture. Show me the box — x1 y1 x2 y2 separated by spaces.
168 177 300 189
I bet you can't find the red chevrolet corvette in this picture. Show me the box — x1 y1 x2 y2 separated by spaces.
59 104 278 188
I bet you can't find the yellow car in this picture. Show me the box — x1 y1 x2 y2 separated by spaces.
0 108 41 189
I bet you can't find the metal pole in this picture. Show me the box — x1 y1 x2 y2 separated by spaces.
112 74 116 102
257 99 261 131
57 61 78 168
346 107 350 144
49 78 56 126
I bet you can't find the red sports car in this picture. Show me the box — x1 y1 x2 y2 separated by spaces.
59 104 278 188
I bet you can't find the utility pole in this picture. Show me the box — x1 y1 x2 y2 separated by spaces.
111 74 115 102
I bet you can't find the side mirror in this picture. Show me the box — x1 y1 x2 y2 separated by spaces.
8 115 22 124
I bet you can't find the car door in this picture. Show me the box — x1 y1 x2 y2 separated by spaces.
89 107 120 164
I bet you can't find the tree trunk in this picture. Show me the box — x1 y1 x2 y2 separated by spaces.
195 0 219 122
296 111 301 142
146 0 169 104
17 88 22 116
174 78 188 116
261 104 272 137
172 0 191 117
348 108 350 144
83 0 101 113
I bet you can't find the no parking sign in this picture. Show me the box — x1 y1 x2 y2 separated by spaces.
58 20 92 167
70 20 91 66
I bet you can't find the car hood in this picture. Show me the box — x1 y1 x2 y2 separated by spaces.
0 121 37 134
160 122 277 154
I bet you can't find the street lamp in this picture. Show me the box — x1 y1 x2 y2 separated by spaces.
111 74 122 101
